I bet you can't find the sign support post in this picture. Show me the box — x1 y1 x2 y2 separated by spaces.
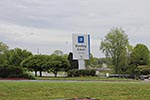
78 59 85 69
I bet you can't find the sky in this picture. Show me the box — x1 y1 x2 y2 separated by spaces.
0 0 150 58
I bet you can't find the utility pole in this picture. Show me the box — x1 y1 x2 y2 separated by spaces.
37 48 39 55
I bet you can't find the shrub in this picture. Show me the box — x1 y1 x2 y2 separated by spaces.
0 65 35 79
68 69 96 77
135 66 150 75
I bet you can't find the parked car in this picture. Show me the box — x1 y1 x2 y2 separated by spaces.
139 75 149 80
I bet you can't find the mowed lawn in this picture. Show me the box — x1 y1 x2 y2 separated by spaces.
0 81 150 100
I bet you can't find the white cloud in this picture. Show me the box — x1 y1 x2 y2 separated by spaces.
0 22 73 55
0 22 71 43
0 0 150 57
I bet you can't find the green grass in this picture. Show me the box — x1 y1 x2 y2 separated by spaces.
0 81 150 100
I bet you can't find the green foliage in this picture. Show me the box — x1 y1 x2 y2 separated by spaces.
45 54 70 77
53 50 64 56
21 54 70 77
0 65 34 79
68 52 78 69
148 56 150 66
6 48 32 66
85 53 98 67
68 69 96 77
85 54 112 68
21 55 49 77
0 41 8 53
0 54 8 65
130 44 150 65
100 28 129 74
0 41 9 65
135 66 150 75
93 57 112 68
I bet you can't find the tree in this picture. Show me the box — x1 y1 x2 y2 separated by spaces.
21 55 48 77
21 54 70 77
85 53 94 67
126 45 133 64
85 53 104 68
148 56 150 66
96 57 112 68
68 52 78 69
0 41 9 65
53 50 63 56
0 41 8 53
21 55 37 76
45 54 70 77
100 28 129 74
6 48 32 66
130 44 150 66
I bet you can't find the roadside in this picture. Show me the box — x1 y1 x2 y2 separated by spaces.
0 79 143 83
144 79 150 82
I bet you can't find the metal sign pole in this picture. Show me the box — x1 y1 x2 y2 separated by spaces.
78 59 85 69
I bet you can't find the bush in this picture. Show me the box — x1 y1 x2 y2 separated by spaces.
68 69 96 77
0 65 35 79
134 66 150 75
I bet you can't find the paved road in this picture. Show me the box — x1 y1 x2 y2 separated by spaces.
144 79 150 82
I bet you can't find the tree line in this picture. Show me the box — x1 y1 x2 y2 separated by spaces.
1 27 150 78
0 42 70 77
21 54 70 77
100 28 150 76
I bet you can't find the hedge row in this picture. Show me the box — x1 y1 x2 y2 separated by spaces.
68 69 96 77
0 65 34 79
134 66 150 75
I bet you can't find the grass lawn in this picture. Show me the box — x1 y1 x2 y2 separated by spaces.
0 81 150 100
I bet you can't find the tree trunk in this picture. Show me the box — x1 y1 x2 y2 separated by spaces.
35 71 37 77
54 72 57 77
40 71 42 77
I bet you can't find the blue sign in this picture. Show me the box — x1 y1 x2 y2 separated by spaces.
78 36 84 43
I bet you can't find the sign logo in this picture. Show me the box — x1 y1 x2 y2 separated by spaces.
78 36 84 43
